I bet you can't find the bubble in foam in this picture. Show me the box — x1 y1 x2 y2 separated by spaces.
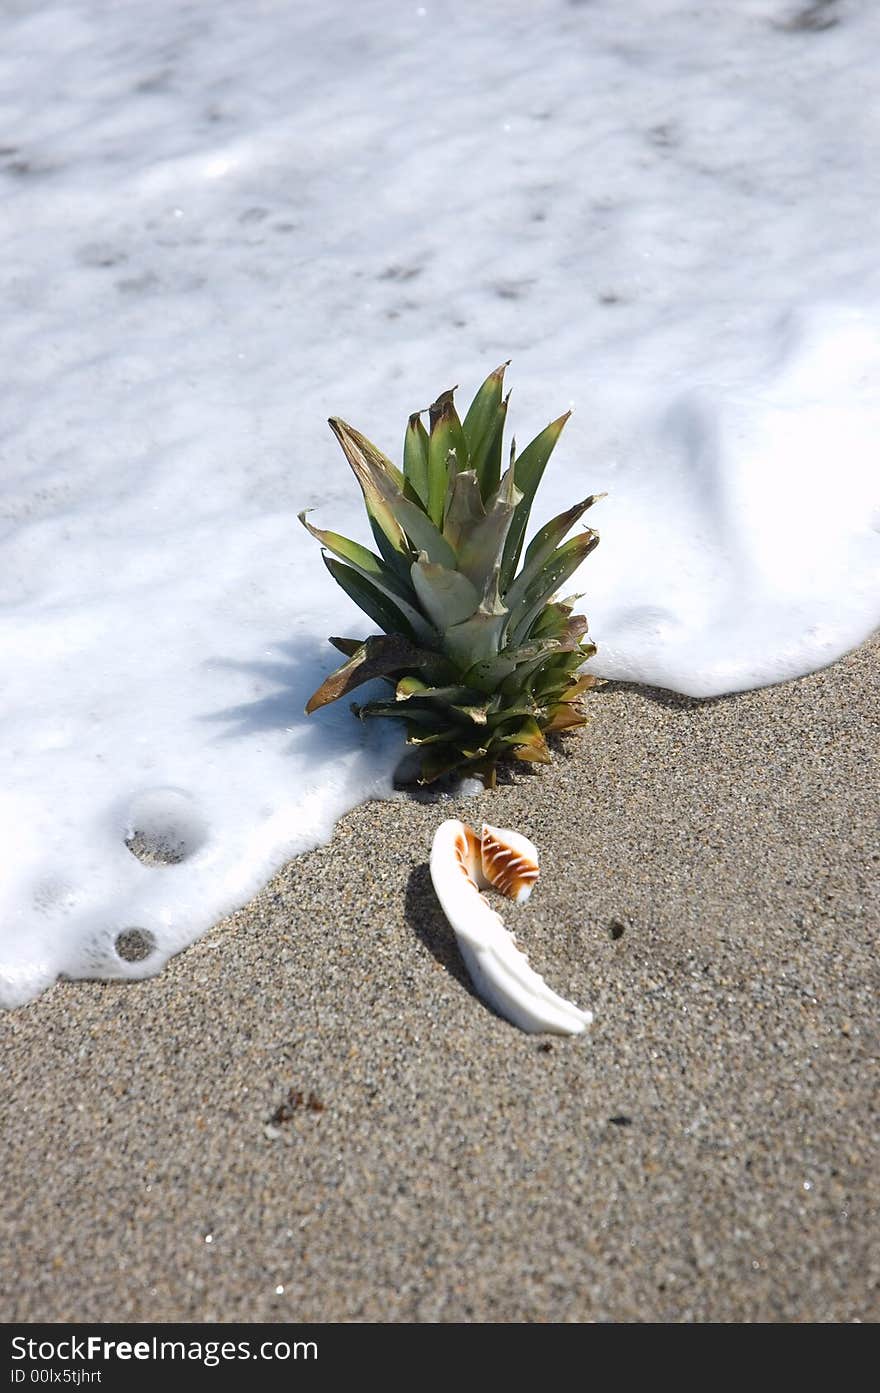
123 787 209 867
114 928 156 962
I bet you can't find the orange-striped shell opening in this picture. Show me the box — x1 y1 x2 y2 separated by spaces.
480 826 539 902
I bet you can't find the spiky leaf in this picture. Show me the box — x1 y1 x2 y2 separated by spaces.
462 363 506 492
543 704 590 734
500 411 571 589
321 556 421 642
427 390 468 525
470 395 509 502
442 470 485 552
455 465 522 603
464 639 560 695
329 636 365 658
507 493 604 613
299 512 428 634
394 677 481 707
403 413 430 508
444 604 508 668
411 557 480 629
507 528 600 645
496 717 552 763
305 634 441 713
328 417 408 554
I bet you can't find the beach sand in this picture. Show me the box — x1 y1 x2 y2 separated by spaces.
2 637 878 1323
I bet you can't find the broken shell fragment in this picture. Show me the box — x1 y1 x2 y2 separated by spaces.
429 819 592 1036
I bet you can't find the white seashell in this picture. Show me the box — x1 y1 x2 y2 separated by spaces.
429 819 593 1036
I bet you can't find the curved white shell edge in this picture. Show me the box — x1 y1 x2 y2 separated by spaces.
429 819 593 1037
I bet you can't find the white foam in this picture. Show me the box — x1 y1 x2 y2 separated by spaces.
584 306 880 695
1 0 879 1005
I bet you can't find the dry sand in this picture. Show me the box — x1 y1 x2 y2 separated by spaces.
1 637 878 1323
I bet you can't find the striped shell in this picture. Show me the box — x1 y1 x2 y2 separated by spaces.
480 824 540 904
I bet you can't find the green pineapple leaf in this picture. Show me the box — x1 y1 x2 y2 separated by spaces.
427 390 468 525
299 512 417 611
462 362 508 497
442 470 485 553
321 556 422 643
507 528 600 645
507 493 605 612
403 412 430 508
454 465 522 604
500 411 571 590
411 557 481 630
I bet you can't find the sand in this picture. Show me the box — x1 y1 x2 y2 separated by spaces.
1 637 878 1323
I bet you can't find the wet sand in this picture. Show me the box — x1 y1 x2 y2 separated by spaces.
2 638 878 1322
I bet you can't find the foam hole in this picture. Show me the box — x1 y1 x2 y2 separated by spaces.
124 787 208 865
115 928 156 962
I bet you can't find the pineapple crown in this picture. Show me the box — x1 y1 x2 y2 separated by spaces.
299 363 603 785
